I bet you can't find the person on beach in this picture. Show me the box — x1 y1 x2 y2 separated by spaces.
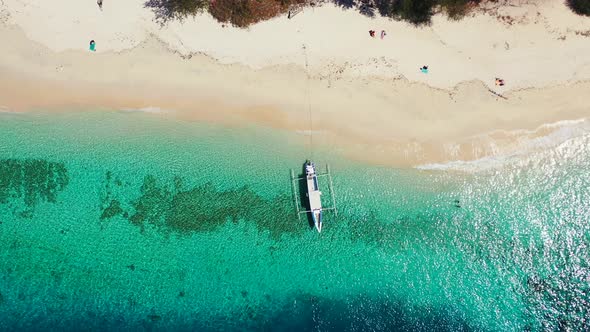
380 30 386 39
495 77 505 86
89 40 96 52
97 0 103 10
369 30 375 38
420 65 428 74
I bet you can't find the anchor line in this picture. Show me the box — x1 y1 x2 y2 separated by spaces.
303 44 313 159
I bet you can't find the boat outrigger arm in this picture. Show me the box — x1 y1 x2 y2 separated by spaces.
290 162 338 233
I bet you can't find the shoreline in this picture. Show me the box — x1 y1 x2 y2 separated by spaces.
1 1 590 167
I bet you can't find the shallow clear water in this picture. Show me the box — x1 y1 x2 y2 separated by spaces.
0 111 589 331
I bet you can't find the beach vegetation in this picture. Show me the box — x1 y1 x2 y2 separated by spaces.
438 0 478 20
209 0 305 27
146 0 305 27
376 0 479 24
335 0 378 17
144 0 209 24
394 0 437 24
567 0 590 16
333 0 356 9
146 0 480 27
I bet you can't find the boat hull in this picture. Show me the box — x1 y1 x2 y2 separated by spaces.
305 161 323 233
312 209 322 233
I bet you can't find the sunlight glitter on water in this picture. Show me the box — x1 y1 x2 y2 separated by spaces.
0 111 589 331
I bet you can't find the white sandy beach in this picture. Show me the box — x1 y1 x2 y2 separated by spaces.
1 0 590 166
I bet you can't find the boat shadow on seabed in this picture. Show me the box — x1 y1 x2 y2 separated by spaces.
289 162 314 230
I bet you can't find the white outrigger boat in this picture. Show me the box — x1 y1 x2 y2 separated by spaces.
305 161 323 232
291 160 337 233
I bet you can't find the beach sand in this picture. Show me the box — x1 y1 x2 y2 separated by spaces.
1 0 589 166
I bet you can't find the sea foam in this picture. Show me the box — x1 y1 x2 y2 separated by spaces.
417 118 590 172
119 106 170 114
0 106 21 114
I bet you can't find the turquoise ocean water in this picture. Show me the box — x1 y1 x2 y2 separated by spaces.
0 111 589 331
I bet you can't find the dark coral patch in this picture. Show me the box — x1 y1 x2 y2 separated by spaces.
101 174 303 239
100 199 124 220
147 314 161 322
0 159 69 216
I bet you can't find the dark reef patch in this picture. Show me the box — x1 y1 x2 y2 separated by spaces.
250 294 479 332
524 267 590 330
100 171 129 223
147 314 162 322
0 159 69 216
1 290 483 330
100 173 303 239
100 199 124 220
